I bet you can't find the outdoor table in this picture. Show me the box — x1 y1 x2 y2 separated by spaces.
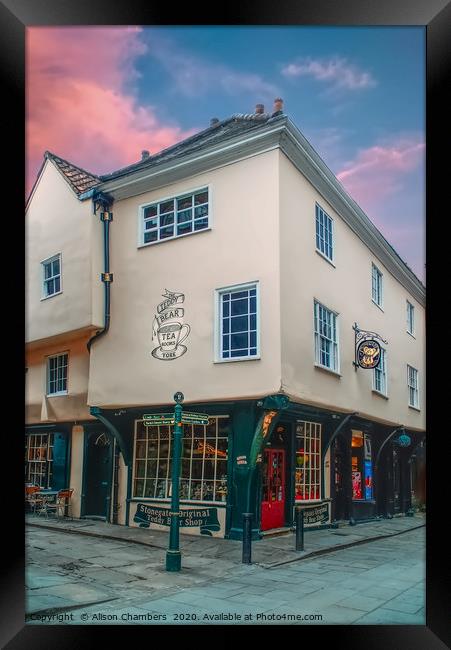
35 489 59 515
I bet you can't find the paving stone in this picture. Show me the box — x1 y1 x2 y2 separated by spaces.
337 594 387 612
26 573 76 589
26 594 76 614
354 607 425 625
382 598 424 614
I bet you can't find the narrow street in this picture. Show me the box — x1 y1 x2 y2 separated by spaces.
26 525 425 625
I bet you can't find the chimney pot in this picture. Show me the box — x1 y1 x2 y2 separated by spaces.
255 103 264 114
272 98 284 115
141 150 150 160
210 117 220 127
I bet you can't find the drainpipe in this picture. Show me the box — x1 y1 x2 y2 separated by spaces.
87 192 114 352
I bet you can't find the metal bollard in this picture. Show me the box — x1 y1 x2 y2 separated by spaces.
295 506 304 551
242 512 253 564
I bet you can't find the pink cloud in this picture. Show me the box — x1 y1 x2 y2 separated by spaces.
282 57 376 91
336 137 425 204
26 27 196 196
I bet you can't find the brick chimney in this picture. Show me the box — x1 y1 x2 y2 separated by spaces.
272 98 284 116
255 103 264 114
141 150 150 160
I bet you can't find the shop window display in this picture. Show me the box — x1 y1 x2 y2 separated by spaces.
352 431 373 500
25 433 54 487
133 416 228 502
295 421 321 501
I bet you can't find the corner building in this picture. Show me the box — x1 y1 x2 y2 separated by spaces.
25 101 425 539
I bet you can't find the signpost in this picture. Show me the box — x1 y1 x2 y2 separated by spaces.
151 393 209 572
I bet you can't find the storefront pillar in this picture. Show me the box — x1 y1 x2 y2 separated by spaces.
228 395 289 540
344 430 355 524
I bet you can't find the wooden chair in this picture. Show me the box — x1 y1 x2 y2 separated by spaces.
44 489 74 520
25 485 44 515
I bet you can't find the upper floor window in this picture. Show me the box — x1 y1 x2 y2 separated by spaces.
47 352 68 396
407 365 419 409
407 300 415 335
314 300 339 372
371 263 383 308
315 204 334 262
373 347 387 396
216 282 259 361
41 254 62 298
140 187 209 246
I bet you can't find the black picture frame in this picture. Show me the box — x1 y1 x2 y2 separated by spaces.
4 1 450 647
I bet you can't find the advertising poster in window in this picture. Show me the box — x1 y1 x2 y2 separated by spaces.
364 460 373 499
352 470 362 500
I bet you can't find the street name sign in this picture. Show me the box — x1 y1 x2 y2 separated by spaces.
143 413 175 426
181 412 210 425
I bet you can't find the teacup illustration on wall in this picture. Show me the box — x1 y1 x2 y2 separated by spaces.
151 290 191 360
157 322 190 352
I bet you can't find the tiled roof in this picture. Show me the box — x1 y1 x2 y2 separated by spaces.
45 151 100 195
99 111 284 182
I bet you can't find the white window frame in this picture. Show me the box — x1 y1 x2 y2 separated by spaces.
137 184 212 248
372 346 388 397
41 253 62 300
313 300 340 374
407 300 415 336
407 365 420 409
371 263 383 309
214 281 260 363
315 203 334 264
132 416 229 504
26 433 54 487
46 352 69 396
295 421 322 502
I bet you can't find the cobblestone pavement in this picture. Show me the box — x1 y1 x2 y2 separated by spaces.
26 525 425 625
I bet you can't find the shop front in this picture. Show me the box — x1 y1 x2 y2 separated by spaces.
89 397 423 539
25 425 71 491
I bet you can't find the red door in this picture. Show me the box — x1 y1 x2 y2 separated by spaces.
261 449 286 531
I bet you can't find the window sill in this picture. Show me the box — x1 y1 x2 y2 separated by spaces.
372 389 389 400
46 392 68 397
214 356 261 364
138 227 211 249
40 291 63 301
409 405 421 412
406 330 416 339
315 249 336 268
314 363 341 378
371 299 384 312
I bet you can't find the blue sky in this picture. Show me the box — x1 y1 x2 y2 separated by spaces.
28 26 425 281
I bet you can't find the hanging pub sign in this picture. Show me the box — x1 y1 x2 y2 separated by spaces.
353 323 388 371
356 339 381 369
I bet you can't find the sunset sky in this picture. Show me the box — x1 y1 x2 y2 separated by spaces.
26 26 425 281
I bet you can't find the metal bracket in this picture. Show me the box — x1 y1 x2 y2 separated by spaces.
353 322 388 371
101 272 113 283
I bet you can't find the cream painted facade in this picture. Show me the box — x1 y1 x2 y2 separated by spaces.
278 151 425 431
87 147 425 433
26 160 103 345
25 111 425 533
87 150 282 408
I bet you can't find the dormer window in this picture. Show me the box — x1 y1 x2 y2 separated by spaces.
140 187 209 246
